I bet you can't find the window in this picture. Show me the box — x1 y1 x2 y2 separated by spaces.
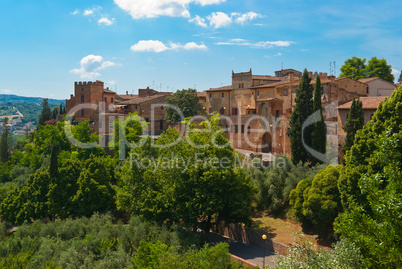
161 106 164 110
366 86 369 94
209 93 212 98
258 91 260 96
145 118 149 122
241 125 245 133
135 105 138 110
160 120 164 130
111 98 113 103
222 92 224 98
104 97 107 103
247 126 251 133
81 88 84 92
231 125 233 133
235 125 238 133
232 107 238 115
370 113 374 120
276 109 280 117
284 89 288 96
81 95 84 103
81 108 84 116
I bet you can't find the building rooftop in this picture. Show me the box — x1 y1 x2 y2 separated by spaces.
206 85 233 92
337 97 386 110
117 93 172 105
358 77 396 86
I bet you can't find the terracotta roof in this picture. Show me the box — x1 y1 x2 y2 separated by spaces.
115 94 138 100
243 106 256 109
337 97 386 110
256 97 283 102
252 75 283 80
117 93 171 105
206 85 232 92
358 77 396 86
252 80 297 89
104 89 116 93
197 92 207 97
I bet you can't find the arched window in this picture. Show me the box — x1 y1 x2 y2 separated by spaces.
104 97 107 103
111 97 113 103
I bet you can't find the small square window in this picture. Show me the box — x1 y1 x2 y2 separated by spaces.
222 92 224 98
235 125 238 133
241 125 245 133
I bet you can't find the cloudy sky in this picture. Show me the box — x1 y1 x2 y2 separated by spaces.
1 0 401 99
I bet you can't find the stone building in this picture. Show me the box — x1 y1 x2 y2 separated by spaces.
205 69 388 156
358 77 396 96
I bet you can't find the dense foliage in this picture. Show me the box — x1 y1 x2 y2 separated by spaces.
117 115 254 235
164 88 203 123
335 85 402 268
340 56 395 82
0 214 247 269
1 117 11 163
248 157 326 215
290 69 313 165
290 165 342 233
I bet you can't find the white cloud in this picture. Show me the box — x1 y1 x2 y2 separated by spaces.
98 18 116 26
190 11 262 28
392 68 401 82
275 52 282 56
189 15 207 27
207 12 232 28
70 9 79 15
216 39 295 48
234 12 262 24
83 5 102 16
114 0 225 19
131 40 169 52
70 55 116 79
2 89 12 94
130 40 207 52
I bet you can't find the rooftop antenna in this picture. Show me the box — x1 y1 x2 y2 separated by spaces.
194 84 196 90
160 83 162 92
152 81 155 89
281 62 283 70
334 61 337 77
330 62 332 75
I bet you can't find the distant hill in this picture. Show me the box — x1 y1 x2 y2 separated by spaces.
0 94 64 105
0 94 65 126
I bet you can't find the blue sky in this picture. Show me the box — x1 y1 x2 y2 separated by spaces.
1 0 401 99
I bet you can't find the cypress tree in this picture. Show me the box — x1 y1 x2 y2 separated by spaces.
59 103 63 115
311 76 326 165
290 69 314 165
38 98 52 125
342 98 364 157
0 117 10 163
49 141 59 178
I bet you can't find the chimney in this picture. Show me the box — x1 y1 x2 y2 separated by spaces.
308 72 312 77
126 91 128 95
289 73 294 82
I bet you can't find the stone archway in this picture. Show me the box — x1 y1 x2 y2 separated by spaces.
261 132 272 153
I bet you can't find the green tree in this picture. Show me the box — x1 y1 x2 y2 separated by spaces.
398 71 402 83
311 76 326 165
302 165 342 229
365 56 394 83
335 86 402 268
341 98 364 158
340 56 367 80
49 141 59 178
290 69 314 165
117 115 253 237
340 56 395 83
38 98 52 125
52 106 59 119
164 88 203 123
0 117 11 163
72 155 116 218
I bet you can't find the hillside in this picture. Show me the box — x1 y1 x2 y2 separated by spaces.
0 94 65 127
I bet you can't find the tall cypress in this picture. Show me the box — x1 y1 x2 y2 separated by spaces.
342 98 364 157
49 141 59 178
290 69 314 165
38 98 52 125
0 117 10 163
311 76 326 165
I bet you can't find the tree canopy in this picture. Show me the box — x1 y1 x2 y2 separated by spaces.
335 85 402 268
341 98 364 158
311 76 326 165
38 98 52 125
164 88 203 123
340 56 395 83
